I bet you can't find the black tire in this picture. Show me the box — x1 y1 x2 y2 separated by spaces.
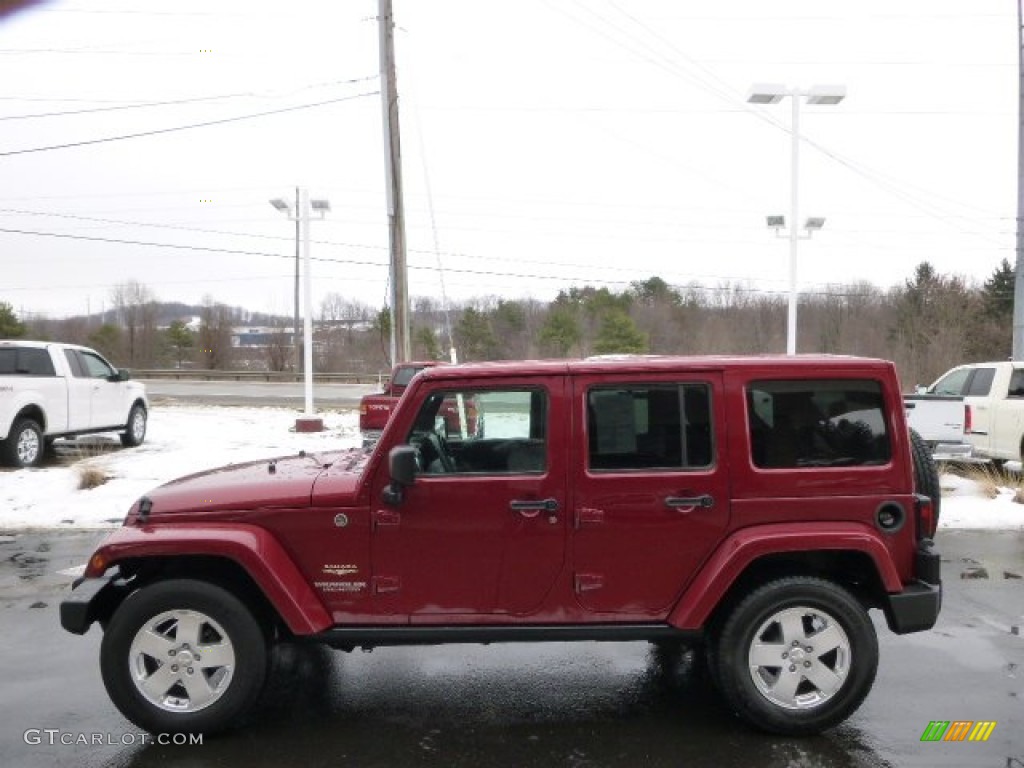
1 418 44 468
715 577 878 736
909 427 941 532
100 579 268 734
120 403 147 447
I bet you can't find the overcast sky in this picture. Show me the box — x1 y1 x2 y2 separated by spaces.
0 0 1018 319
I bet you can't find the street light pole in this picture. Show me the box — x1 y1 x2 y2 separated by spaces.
300 187 315 426
748 83 846 354
787 92 800 356
293 186 300 372
271 190 330 432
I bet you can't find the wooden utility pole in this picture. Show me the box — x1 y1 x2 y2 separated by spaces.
1014 0 1024 359
379 0 411 364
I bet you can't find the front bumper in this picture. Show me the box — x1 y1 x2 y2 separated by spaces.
59 572 128 635
883 542 942 635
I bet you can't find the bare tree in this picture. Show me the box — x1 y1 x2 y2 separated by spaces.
110 280 159 366
198 297 235 370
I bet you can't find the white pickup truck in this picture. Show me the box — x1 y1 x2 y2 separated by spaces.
903 392 972 461
0 340 149 468
908 361 1024 465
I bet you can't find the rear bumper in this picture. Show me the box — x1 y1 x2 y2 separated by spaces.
59 572 128 635
883 543 942 635
931 441 981 463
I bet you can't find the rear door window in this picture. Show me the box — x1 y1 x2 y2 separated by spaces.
1009 369 1024 398
747 380 891 469
965 367 995 397
18 349 56 377
0 349 15 374
587 383 713 470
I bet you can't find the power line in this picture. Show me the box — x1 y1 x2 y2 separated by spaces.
1 223 1006 300
556 0 1008 234
0 76 377 121
0 91 379 157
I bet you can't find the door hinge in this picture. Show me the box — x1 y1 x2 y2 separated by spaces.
373 509 401 529
372 576 401 594
574 573 604 593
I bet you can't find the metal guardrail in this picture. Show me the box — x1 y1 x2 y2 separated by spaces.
134 369 387 385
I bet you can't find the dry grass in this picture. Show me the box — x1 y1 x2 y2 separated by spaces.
55 436 120 466
76 463 110 490
960 463 1024 502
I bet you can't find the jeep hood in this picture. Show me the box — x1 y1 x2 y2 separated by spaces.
132 449 369 519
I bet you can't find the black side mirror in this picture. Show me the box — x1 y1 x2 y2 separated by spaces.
383 445 417 505
117 368 131 381
390 445 417 486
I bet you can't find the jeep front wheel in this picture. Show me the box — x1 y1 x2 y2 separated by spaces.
715 577 878 735
100 579 268 734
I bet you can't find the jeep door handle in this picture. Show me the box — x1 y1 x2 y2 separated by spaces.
665 494 714 510
510 498 560 518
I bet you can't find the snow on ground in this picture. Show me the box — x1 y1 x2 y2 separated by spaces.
1 404 1022 530
0 405 359 529
938 472 1024 530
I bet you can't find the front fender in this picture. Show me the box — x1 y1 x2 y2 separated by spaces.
85 523 332 635
667 522 903 630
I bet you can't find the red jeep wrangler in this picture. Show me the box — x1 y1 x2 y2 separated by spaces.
61 356 941 736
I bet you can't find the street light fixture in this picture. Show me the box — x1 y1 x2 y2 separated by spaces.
270 188 330 432
748 83 846 355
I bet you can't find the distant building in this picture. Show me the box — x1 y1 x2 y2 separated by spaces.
231 327 292 349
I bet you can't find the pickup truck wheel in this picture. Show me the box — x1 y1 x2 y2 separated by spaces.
2 418 44 468
120 404 147 447
715 577 878 735
909 427 941 529
100 579 268 734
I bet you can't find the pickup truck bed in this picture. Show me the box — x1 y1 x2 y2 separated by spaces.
903 394 974 461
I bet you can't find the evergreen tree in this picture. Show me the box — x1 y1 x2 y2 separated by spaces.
981 258 1014 321
165 320 194 367
88 324 123 361
414 326 441 361
0 302 26 339
538 306 581 357
455 307 498 361
593 309 648 355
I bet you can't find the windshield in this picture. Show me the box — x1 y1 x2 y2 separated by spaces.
392 365 427 388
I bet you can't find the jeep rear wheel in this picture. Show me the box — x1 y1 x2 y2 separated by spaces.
715 577 878 735
100 579 268 734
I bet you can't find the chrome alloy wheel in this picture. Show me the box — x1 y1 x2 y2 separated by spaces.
16 427 40 465
129 409 146 442
747 605 851 710
128 609 236 713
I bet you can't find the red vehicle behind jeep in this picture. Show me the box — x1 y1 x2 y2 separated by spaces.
358 361 439 447
62 355 941 737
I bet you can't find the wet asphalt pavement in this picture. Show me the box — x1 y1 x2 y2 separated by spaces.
0 529 1021 768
